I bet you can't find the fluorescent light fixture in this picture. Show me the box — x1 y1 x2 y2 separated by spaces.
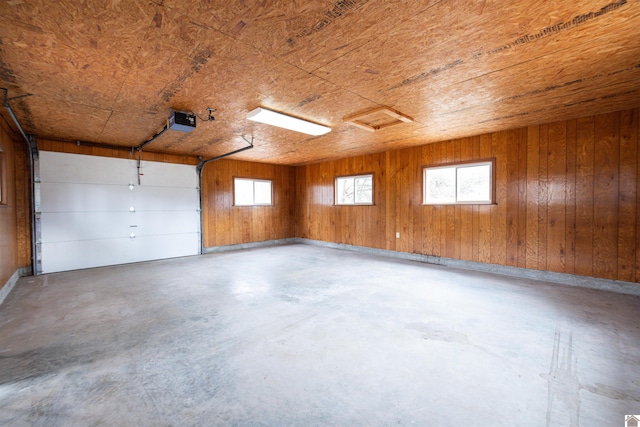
247 107 331 136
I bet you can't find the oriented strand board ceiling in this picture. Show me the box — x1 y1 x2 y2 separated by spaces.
0 0 639 165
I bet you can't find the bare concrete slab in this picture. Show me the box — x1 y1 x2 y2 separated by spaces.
1 244 639 426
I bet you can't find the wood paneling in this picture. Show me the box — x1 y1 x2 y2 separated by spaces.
491 131 508 266
296 108 640 283
201 159 295 248
525 125 540 269
0 117 29 288
9 107 640 286
565 120 577 275
547 120 567 273
13 138 30 268
593 112 620 279
538 124 549 271
575 116 595 277
618 109 637 281
478 134 492 264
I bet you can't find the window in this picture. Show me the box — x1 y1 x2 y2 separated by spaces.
234 178 272 206
335 174 373 205
423 160 494 205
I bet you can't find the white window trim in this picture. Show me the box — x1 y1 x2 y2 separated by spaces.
423 159 495 205
234 177 273 206
335 173 374 206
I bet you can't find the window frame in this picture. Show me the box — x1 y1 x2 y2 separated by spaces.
233 177 273 207
422 159 496 205
334 173 374 206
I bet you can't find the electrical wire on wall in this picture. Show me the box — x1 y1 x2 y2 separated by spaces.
133 123 169 153
194 108 215 123
131 107 216 185
137 149 144 185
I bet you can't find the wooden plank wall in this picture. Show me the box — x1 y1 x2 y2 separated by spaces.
0 117 29 288
201 159 295 247
296 108 640 283
22 108 640 284
13 136 30 268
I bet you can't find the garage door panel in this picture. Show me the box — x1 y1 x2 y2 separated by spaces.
133 186 199 211
41 212 133 242
134 234 200 262
40 151 137 185
41 239 135 273
130 211 200 236
41 182 132 213
137 161 198 187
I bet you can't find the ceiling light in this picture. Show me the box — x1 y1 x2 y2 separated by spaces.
247 107 331 136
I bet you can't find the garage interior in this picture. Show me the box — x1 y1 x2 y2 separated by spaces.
1 0 639 425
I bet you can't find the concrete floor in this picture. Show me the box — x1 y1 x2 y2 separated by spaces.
1 244 639 426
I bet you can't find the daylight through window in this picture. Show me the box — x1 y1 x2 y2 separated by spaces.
335 174 373 205
234 178 272 206
423 160 494 205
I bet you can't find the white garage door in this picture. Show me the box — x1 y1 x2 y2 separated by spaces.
39 151 200 273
